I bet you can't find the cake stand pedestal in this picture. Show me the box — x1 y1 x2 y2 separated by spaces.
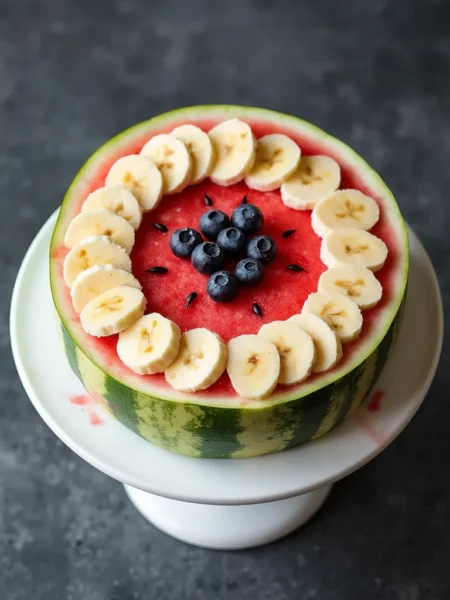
123 483 333 549
11 213 443 550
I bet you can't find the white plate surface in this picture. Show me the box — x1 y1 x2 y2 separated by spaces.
10 212 443 505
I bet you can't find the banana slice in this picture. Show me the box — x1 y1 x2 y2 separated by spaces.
71 264 141 313
64 209 135 254
245 134 301 192
311 189 380 238
117 313 181 375
227 334 280 400
318 266 382 310
172 124 215 184
302 292 363 344
321 228 388 272
105 154 163 212
281 155 341 210
165 328 227 392
81 286 146 337
82 186 142 230
63 235 132 287
208 119 256 186
140 134 192 194
258 321 315 385
288 313 342 373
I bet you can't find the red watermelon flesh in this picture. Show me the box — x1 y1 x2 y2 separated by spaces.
52 116 401 399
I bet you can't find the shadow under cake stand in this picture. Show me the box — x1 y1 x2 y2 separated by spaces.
11 212 443 550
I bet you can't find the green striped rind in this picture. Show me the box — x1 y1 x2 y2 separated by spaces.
61 323 81 381
60 307 402 458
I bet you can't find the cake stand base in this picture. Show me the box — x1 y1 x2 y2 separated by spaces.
124 483 332 549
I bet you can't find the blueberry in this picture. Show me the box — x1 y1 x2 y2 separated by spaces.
231 204 263 235
169 228 203 258
191 242 224 275
199 210 230 240
207 271 239 303
216 227 246 257
246 235 278 264
235 258 264 286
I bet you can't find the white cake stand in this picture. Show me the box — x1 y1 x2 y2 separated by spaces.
10 212 443 550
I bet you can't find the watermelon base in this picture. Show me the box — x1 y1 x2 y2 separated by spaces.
49 106 410 459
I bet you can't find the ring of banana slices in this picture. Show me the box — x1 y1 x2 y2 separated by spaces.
62 119 388 399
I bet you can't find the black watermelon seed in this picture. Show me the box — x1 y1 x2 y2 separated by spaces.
185 292 198 309
204 194 213 206
146 266 168 274
153 222 168 233
241 195 248 204
252 302 262 318
287 264 305 272
282 229 296 238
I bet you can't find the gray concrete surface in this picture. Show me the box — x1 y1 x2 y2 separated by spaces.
1 0 449 598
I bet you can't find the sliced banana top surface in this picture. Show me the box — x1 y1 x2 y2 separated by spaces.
172 124 215 185
117 313 181 375
281 155 341 210
71 264 141 313
302 291 363 344
165 328 227 393
80 285 146 337
288 312 342 373
312 189 380 239
318 265 383 310
63 235 132 287
258 320 315 385
140 134 192 195
321 228 388 272
227 334 280 400
208 119 256 186
245 134 301 192
105 154 163 212
82 186 143 230
64 209 135 254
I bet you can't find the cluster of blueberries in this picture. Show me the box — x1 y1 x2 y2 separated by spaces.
169 203 278 303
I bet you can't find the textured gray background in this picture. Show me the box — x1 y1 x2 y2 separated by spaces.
1 0 449 598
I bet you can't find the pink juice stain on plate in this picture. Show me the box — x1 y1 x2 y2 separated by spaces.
367 388 385 412
354 389 386 445
88 410 104 426
69 394 89 406
69 394 105 426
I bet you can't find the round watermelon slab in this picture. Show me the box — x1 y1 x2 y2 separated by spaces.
50 106 408 458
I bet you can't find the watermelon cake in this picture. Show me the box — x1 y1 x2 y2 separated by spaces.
50 106 408 458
